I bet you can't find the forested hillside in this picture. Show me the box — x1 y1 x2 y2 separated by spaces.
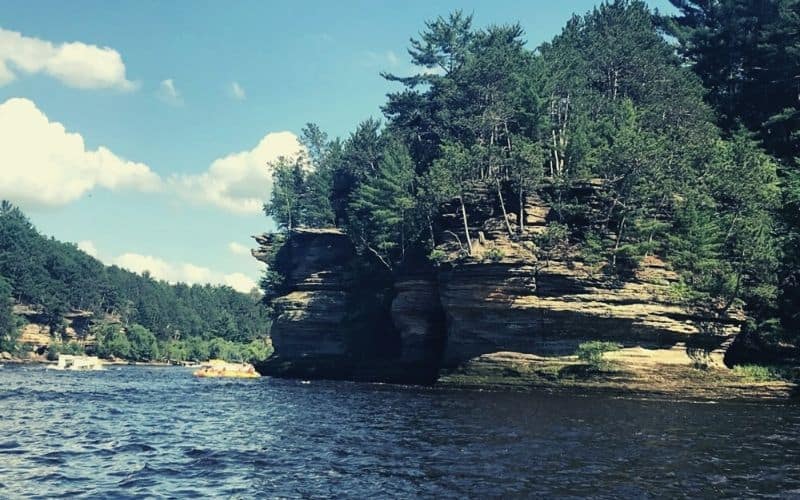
0 202 271 361
262 0 798 345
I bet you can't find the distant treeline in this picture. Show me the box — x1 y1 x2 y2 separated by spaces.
0 202 270 357
262 0 799 343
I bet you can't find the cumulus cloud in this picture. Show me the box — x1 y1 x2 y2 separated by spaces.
77 240 99 258
228 241 250 256
0 28 136 90
157 78 182 105
229 81 246 100
169 131 303 214
223 272 258 293
112 252 258 293
0 98 162 208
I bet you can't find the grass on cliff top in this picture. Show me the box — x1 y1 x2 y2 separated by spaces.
732 364 786 382
575 341 622 370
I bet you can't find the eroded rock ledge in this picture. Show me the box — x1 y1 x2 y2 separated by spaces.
248 184 793 399
252 198 795 400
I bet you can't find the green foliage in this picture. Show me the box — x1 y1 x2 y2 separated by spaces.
45 341 85 361
575 341 621 368
264 156 307 230
185 336 210 362
240 338 274 363
732 364 783 383
484 246 504 263
535 222 571 265
0 202 270 346
95 323 132 359
126 324 159 361
667 130 780 313
162 339 188 362
428 249 448 265
158 337 273 364
660 0 800 159
0 276 18 353
253 2 795 349
663 0 798 339
579 231 607 270
347 139 420 269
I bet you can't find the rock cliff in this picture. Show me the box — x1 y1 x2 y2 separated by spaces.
252 229 417 381
253 229 355 361
437 258 738 369
14 304 96 354
253 188 794 399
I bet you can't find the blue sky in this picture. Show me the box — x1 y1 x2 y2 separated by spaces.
0 0 675 292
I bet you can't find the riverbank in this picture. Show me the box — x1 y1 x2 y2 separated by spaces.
0 353 187 368
438 350 798 402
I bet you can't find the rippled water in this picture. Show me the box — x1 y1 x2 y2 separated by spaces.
1 364 799 498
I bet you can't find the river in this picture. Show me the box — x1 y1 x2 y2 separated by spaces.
0 364 798 498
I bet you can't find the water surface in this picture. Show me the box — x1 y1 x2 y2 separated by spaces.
0 364 798 498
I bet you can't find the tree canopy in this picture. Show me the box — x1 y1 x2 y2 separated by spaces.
261 0 797 343
0 203 270 348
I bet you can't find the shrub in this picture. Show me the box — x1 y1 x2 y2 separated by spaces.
45 341 85 361
484 246 504 262
242 338 274 363
162 340 188 362
185 337 210 362
95 326 132 360
575 341 621 369
732 364 782 382
535 222 570 263
579 231 606 269
428 248 448 265
126 324 159 361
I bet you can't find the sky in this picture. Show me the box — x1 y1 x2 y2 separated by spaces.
0 0 675 293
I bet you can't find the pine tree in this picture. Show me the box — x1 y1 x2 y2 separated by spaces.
0 277 18 352
264 157 306 230
347 140 418 269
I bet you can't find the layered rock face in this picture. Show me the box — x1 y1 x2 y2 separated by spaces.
14 304 96 353
438 258 739 369
252 229 356 376
429 182 739 370
391 275 445 365
255 185 750 394
252 228 422 381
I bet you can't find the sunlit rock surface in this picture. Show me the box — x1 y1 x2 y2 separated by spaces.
252 186 794 399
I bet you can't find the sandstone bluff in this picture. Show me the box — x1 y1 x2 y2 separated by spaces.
252 190 796 400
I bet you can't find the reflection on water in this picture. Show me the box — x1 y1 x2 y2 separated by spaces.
0 364 798 498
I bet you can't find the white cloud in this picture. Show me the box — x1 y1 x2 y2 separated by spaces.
78 240 99 258
169 131 303 214
113 252 258 293
0 28 136 91
157 78 182 105
414 64 445 76
223 272 258 293
366 50 401 68
0 98 162 208
228 241 250 256
229 81 246 100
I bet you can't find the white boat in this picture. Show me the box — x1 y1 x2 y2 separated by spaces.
48 355 104 371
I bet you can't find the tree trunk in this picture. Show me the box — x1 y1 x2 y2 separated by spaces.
519 188 525 234
720 269 742 314
551 130 560 177
496 179 513 236
458 195 473 254
611 215 626 267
